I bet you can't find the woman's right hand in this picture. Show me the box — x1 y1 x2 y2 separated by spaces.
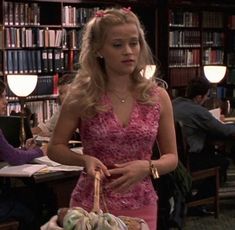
40 143 48 155
83 155 110 178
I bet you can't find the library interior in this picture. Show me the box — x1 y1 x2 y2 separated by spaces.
1 0 235 229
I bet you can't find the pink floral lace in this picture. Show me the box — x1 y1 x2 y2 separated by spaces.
70 86 161 212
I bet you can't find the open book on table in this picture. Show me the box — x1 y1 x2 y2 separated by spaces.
0 164 47 177
0 147 84 177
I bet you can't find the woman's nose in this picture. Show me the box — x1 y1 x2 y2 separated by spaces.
123 45 132 54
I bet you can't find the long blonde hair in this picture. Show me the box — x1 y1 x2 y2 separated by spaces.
67 7 158 118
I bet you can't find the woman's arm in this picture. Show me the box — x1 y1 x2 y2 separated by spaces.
153 87 178 175
0 130 43 165
47 103 110 177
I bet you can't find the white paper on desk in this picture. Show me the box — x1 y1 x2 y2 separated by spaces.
32 156 61 167
35 136 50 143
70 147 83 155
0 164 47 177
47 165 83 172
209 108 221 122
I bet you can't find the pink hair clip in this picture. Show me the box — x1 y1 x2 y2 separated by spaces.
95 10 105 18
122 7 131 13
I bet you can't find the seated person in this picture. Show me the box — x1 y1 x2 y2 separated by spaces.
172 77 235 185
0 79 46 230
32 73 76 137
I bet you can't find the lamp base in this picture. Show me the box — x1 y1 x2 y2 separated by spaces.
19 97 26 148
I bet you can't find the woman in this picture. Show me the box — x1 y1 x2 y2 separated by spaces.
0 79 44 164
0 79 46 229
48 7 178 229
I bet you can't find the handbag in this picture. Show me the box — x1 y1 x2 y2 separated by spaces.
57 171 149 230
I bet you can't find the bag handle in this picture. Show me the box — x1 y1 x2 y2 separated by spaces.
92 171 101 213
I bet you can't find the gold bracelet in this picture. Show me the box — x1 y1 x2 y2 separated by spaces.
149 160 159 179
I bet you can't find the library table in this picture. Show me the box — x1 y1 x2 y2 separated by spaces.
1 167 82 208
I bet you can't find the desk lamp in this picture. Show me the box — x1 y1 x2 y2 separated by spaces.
203 65 227 108
7 74 38 148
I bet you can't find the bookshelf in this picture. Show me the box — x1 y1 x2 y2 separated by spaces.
0 0 156 123
157 0 235 100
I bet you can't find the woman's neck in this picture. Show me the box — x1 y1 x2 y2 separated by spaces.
107 77 132 93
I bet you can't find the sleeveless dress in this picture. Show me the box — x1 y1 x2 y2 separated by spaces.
70 87 161 230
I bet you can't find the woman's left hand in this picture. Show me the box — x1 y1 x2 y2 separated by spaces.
40 215 63 230
108 160 149 193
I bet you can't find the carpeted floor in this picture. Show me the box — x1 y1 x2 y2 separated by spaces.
184 199 235 229
184 160 235 230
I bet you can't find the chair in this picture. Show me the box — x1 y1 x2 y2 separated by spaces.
175 120 220 218
0 220 19 230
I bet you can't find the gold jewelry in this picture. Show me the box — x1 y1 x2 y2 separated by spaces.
149 160 159 179
109 89 130 103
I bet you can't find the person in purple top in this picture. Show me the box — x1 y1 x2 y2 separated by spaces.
0 79 46 230
0 79 44 164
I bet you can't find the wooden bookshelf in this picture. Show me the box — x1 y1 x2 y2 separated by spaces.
157 0 235 99
0 0 157 123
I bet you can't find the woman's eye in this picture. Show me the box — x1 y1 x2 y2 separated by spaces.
113 43 122 48
130 41 138 46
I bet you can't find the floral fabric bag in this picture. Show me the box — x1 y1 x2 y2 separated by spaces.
41 171 149 230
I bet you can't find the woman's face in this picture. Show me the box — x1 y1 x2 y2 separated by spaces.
0 90 7 115
99 23 140 77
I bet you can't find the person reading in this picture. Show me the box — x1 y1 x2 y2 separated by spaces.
32 72 76 137
0 79 47 229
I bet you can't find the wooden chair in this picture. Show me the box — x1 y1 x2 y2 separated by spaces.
175 120 220 218
0 221 19 230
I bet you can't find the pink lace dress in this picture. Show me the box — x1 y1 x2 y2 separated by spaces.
70 87 161 229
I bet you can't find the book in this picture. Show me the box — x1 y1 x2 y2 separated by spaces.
42 49 48 72
32 156 61 167
0 164 47 177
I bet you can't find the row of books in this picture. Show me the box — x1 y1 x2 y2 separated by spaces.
203 48 224 65
62 6 99 26
4 27 83 49
3 49 79 74
5 28 63 48
62 29 82 49
3 2 100 28
169 31 224 48
4 2 40 26
202 32 224 47
7 99 59 124
169 49 200 67
168 10 199 27
169 30 200 47
169 68 199 87
169 10 224 28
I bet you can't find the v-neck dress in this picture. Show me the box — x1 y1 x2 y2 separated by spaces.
70 86 161 229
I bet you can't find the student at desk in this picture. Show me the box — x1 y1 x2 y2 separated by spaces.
32 73 76 137
0 79 46 230
172 77 235 185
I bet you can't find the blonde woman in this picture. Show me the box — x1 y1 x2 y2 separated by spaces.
48 7 178 229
